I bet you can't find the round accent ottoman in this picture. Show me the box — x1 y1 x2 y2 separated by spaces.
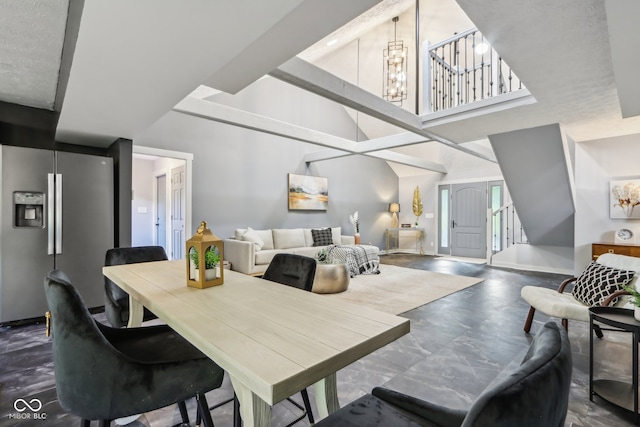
312 263 350 294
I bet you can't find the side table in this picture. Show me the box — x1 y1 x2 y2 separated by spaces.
312 263 350 294
589 306 640 424
385 227 425 254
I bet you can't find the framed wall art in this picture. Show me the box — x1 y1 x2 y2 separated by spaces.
610 179 640 219
288 173 328 211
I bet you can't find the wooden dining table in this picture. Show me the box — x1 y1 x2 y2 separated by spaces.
103 259 410 427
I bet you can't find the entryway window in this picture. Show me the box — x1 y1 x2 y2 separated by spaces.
438 185 450 252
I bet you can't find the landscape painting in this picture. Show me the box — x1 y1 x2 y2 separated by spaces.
288 173 328 211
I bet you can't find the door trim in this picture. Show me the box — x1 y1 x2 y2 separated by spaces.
133 146 193 250
436 176 503 257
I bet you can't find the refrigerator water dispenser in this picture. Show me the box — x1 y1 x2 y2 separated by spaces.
14 192 45 228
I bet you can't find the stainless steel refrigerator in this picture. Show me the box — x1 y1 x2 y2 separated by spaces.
0 145 114 323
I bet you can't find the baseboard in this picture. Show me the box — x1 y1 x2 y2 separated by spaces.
489 259 573 275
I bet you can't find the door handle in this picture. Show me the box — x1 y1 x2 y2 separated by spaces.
452 220 456 229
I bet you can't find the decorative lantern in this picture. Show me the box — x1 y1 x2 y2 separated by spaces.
186 221 224 288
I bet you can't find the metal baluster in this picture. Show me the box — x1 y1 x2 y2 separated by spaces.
472 32 477 101
464 35 469 106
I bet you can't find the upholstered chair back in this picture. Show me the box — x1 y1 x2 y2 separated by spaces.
262 253 317 291
461 321 572 427
104 246 168 327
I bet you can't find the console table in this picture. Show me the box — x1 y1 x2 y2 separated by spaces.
385 227 425 254
592 243 640 260
589 306 640 424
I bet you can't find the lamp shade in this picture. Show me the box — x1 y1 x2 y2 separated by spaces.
389 203 400 213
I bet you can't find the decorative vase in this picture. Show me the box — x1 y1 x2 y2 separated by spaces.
635 306 640 322
623 204 636 218
354 233 361 244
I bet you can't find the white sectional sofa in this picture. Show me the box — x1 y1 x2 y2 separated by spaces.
224 227 356 275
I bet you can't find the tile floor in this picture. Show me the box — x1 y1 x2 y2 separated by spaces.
0 254 637 426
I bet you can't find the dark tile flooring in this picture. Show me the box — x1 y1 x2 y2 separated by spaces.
0 254 637 426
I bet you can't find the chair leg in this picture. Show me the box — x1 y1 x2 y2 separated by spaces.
562 318 568 331
99 420 111 427
178 400 190 424
594 324 604 339
523 306 536 332
300 389 315 424
196 393 215 427
81 420 91 427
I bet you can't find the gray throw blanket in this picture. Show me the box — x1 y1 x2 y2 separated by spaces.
326 245 380 277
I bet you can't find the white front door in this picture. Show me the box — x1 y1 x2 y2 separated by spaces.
451 182 487 258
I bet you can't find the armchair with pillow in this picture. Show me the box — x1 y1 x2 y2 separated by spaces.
521 253 640 334
224 227 371 275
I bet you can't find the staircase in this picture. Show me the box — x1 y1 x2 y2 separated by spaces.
486 123 575 274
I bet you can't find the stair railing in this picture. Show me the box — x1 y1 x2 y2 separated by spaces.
424 28 524 113
486 202 528 263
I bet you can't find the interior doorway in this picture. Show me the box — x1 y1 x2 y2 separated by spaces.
131 147 193 260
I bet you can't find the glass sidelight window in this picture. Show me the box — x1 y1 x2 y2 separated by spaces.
438 185 450 253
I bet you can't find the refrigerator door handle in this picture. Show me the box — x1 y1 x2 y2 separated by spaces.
55 174 62 255
47 173 55 255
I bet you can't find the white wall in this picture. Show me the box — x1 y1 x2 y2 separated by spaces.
131 157 154 246
575 133 640 274
133 77 399 249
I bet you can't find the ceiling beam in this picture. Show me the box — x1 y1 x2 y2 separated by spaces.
356 131 432 151
365 150 447 173
303 147 447 173
269 57 497 163
173 97 447 173
173 97 360 152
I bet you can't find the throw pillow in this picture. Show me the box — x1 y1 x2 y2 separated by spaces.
241 227 264 251
572 261 635 306
312 228 333 247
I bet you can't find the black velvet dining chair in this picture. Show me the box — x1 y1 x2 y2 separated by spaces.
45 269 224 427
313 321 572 427
104 246 168 328
261 253 318 426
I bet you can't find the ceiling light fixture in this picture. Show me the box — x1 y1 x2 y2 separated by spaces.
383 16 407 105
475 42 489 55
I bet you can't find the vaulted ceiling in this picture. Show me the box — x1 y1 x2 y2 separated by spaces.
1 0 639 163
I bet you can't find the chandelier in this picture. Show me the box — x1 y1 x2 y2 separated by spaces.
383 16 408 104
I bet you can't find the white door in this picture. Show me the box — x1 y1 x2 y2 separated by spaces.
171 165 185 259
451 182 487 258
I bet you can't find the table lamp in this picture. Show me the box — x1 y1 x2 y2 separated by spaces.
389 203 400 228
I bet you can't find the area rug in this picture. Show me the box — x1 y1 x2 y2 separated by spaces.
322 264 484 315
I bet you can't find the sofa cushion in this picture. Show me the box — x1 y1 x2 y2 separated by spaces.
331 227 342 245
235 228 274 250
312 228 334 246
293 246 325 258
240 227 264 251
303 229 314 247
572 260 635 306
273 228 306 250
255 249 287 266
